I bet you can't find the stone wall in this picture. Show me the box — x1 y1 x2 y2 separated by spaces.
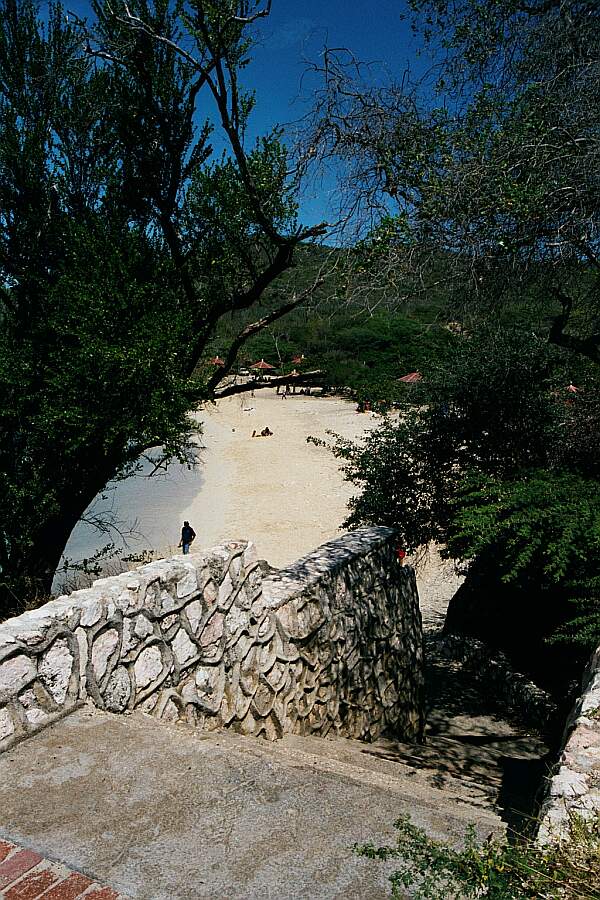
437 634 557 733
538 644 600 842
0 527 423 753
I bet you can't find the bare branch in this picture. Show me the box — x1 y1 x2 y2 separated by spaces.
206 277 325 394
232 1 272 24
213 370 323 400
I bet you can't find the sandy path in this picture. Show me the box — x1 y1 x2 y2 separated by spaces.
182 390 380 567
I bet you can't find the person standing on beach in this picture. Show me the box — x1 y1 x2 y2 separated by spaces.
179 521 196 554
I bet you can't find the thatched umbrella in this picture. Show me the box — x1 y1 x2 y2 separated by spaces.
210 356 225 366
250 359 276 371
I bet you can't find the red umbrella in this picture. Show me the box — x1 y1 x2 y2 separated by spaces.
292 354 306 365
399 371 422 383
250 359 276 370
210 356 225 366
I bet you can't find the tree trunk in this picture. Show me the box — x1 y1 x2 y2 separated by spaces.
0 453 125 620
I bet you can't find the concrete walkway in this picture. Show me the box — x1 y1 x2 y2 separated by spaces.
0 707 502 900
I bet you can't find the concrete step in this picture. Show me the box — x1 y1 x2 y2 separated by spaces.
0 706 505 900
240 729 503 825
253 713 548 830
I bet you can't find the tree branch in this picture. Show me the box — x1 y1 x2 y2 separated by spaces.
549 286 600 363
206 277 325 393
213 370 323 400
232 1 272 24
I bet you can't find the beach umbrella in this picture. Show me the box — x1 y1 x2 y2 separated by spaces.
292 354 306 365
210 356 225 366
250 359 276 370
566 383 579 394
399 371 422 383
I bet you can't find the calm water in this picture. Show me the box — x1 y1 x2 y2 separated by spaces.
55 453 204 591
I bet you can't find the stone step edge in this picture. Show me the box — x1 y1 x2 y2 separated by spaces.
162 720 504 829
251 741 503 825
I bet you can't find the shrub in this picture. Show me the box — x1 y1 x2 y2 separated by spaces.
356 813 600 899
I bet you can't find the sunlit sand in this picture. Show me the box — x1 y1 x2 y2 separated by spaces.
185 390 380 566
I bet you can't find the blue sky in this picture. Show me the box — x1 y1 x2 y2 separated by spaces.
243 1 426 226
66 1 426 226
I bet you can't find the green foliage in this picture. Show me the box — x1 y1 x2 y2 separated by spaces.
331 325 600 646
356 813 600 899
335 328 562 539
0 0 306 613
450 471 600 647
216 293 456 410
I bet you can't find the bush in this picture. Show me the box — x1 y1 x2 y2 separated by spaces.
356 813 600 899
449 471 600 648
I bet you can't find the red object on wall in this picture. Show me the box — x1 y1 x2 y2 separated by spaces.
396 547 406 563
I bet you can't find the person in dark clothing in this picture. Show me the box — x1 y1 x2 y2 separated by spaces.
179 521 196 554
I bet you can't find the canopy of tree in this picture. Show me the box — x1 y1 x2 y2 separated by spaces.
0 0 324 616
308 0 600 666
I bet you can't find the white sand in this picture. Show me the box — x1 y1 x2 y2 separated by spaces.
183 390 380 567
62 388 460 611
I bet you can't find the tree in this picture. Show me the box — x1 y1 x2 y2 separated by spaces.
330 327 600 657
0 0 326 616
302 1 600 666
306 0 600 363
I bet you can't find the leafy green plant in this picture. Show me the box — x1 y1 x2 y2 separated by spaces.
356 814 600 899
449 471 600 647
0 0 324 615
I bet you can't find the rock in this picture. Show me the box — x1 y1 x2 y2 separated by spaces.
162 699 180 721
0 707 15 741
224 606 249 639
218 572 234 607
550 769 589 799
0 655 36 698
172 629 197 667
25 706 48 727
184 599 203 634
91 629 120 681
200 613 224 647
38 639 74 705
121 620 138 655
195 665 226 711
160 591 176 614
134 646 164 689
176 570 198 599
104 667 132 712
134 615 154 640
80 599 104 628
243 542 258 567
140 694 158 715
204 580 218 606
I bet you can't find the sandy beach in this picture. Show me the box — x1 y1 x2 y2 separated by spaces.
60 387 461 608
61 391 380 578
183 390 380 567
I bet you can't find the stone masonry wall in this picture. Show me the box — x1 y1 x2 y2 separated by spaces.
0 527 423 752
538 644 600 842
